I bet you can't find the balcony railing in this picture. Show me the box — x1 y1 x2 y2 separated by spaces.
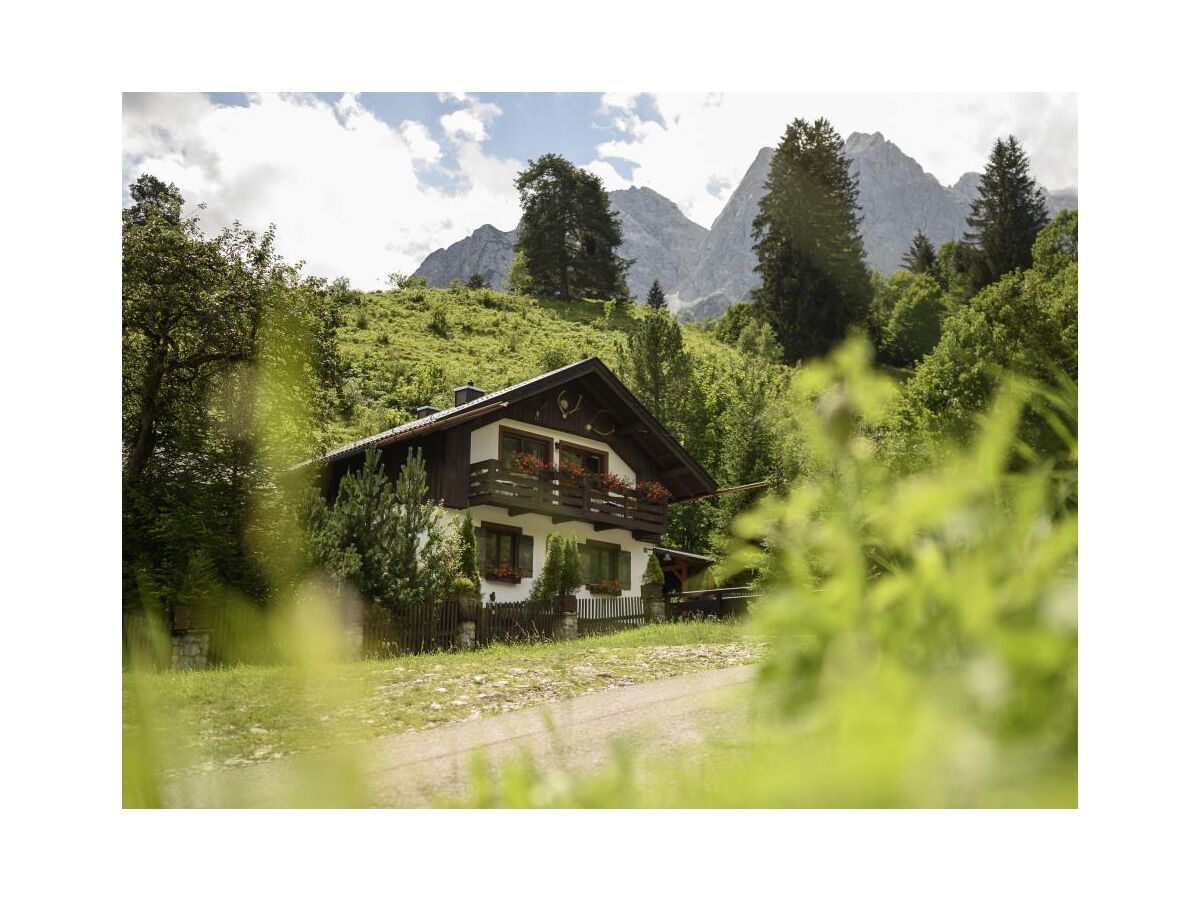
467 459 668 537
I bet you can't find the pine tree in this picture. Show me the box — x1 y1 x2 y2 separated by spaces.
456 511 480 595
901 230 937 275
646 279 667 309
751 118 871 364
617 307 693 431
513 154 631 300
965 136 1049 287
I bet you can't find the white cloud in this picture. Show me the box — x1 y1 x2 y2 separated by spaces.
589 93 1078 228
399 120 442 163
122 92 522 288
438 93 503 142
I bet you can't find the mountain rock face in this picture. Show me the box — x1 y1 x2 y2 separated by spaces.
674 146 772 316
678 134 1078 319
607 186 707 300
413 223 516 288
412 187 706 300
412 132 1078 318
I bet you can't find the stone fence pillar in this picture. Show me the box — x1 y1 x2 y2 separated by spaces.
641 583 666 624
553 594 578 641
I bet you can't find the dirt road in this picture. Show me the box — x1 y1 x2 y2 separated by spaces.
168 664 756 807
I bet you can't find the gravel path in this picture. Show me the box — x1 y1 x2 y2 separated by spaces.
167 664 756 807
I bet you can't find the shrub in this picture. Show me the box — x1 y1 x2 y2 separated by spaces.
466 273 488 290
455 512 480 596
642 554 664 585
428 304 451 338
355 311 368 329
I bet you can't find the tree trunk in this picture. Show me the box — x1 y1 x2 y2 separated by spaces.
127 351 169 479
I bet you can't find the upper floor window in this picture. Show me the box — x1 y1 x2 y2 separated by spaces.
501 427 550 469
559 442 607 475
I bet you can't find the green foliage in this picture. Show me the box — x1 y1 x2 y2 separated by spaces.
122 173 345 606
901 230 937 274
965 135 1050 289
388 272 428 290
893 216 1077 459
642 553 664 585
513 153 631 300
881 273 947 367
466 273 488 290
455 512 481 596
476 339 1077 807
751 118 872 364
304 447 454 611
617 307 694 427
645 278 667 309
529 533 582 601
428 302 451 338
1032 209 1078 278
503 249 533 295
934 238 986 301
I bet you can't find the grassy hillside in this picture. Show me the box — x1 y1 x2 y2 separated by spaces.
330 285 745 446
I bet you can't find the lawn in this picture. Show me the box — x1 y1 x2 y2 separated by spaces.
123 621 764 783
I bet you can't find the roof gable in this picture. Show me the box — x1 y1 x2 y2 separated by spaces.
312 358 718 500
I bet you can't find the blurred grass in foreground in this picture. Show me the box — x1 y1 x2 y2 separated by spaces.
123 620 758 803
466 339 1077 807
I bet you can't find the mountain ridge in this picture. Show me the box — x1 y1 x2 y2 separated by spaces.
412 133 1078 319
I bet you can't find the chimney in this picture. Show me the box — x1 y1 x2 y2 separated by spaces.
454 382 486 407
415 405 441 419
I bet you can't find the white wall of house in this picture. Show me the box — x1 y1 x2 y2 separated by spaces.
460 505 652 604
442 418 653 604
469 418 636 480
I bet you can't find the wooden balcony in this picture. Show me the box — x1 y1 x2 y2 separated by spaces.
467 459 669 540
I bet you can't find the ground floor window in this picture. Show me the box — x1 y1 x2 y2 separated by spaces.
476 522 533 582
582 540 631 594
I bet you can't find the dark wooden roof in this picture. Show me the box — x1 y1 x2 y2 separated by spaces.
309 357 719 501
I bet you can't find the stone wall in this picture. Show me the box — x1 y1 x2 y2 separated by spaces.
171 630 210 670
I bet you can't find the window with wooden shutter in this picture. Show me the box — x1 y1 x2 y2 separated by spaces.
617 550 631 591
519 535 534 577
584 540 627 594
476 522 529 583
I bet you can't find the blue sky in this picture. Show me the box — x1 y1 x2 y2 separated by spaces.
205 91 664 181
123 92 1077 288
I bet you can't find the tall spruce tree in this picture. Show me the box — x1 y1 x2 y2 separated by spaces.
965 136 1049 286
617 307 694 438
751 118 871 364
902 230 937 274
645 278 667 309
513 154 630 300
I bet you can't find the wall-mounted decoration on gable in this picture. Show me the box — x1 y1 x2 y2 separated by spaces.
556 390 583 419
586 409 617 436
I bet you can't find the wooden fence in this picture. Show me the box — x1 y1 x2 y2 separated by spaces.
476 599 557 647
576 593 646 636
664 588 759 621
362 601 461 657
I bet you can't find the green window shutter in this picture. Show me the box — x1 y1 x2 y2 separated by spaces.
519 535 534 577
618 551 631 591
474 527 489 575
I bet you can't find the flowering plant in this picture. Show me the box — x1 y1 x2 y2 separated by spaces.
485 561 524 582
590 578 622 596
634 480 671 503
509 452 546 476
595 471 633 493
